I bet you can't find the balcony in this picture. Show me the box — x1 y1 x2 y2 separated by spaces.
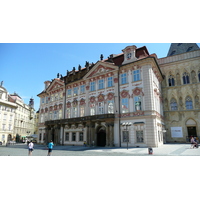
44 114 115 126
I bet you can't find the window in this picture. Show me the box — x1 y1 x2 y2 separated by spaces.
90 81 95 91
122 98 129 113
72 107 77 118
72 132 76 141
73 87 78 96
66 108 71 118
186 96 193 110
133 70 141 81
80 106 85 117
98 102 104 114
168 75 175 86
108 100 114 113
9 124 12 131
79 132 83 141
187 47 193 52
67 89 72 97
170 51 176 56
134 96 142 111
98 79 104 90
136 130 144 143
123 131 129 142
107 77 113 87
65 133 69 141
80 85 85 94
121 73 127 84
183 72 190 84
46 97 48 103
90 103 95 115
2 124 6 131
49 112 52 120
170 98 178 110
59 110 62 119
53 111 57 119
42 98 45 103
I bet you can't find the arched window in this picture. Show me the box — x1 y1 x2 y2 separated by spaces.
183 72 190 84
186 96 193 110
168 75 175 86
170 98 178 110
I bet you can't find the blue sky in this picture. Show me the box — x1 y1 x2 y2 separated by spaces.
1 43 200 111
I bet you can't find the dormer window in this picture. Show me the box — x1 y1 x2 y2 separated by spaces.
127 53 132 59
187 47 193 52
122 45 137 65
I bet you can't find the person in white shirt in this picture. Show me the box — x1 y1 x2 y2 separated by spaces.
28 140 34 156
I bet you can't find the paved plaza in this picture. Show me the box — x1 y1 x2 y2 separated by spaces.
0 143 200 156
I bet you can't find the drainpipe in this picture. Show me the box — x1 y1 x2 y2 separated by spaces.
118 66 121 147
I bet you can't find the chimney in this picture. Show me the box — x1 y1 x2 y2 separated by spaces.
44 81 51 90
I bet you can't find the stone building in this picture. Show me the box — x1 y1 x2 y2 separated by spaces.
8 93 35 142
158 43 200 143
0 81 36 144
37 45 164 148
0 84 17 144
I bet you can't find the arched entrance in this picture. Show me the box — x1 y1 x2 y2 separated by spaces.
186 119 197 138
97 126 106 147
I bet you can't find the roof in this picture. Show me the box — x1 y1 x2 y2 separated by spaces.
167 43 200 57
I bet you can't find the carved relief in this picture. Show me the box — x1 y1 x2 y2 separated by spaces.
97 94 105 102
66 101 71 108
107 92 114 100
120 90 130 98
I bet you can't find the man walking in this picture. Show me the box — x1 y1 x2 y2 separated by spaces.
47 140 54 156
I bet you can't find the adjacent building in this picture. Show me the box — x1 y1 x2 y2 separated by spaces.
158 43 200 143
0 82 36 144
0 84 17 144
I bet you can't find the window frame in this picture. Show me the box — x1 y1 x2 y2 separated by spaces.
98 79 104 90
121 98 129 113
121 73 127 84
107 77 113 87
133 70 141 82
90 81 95 91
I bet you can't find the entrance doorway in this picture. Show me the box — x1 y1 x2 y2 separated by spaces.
187 126 197 137
97 128 106 147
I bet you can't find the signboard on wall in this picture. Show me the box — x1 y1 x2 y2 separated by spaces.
171 127 183 138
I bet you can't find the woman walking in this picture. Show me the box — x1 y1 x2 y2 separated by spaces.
28 140 34 156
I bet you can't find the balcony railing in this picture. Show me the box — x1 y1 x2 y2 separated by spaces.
45 114 115 126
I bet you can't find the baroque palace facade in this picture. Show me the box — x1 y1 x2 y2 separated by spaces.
37 43 200 147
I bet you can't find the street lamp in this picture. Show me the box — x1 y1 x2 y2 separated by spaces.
121 122 132 150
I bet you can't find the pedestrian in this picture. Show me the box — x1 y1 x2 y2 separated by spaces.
83 141 87 147
190 136 197 148
47 140 54 156
28 140 34 156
